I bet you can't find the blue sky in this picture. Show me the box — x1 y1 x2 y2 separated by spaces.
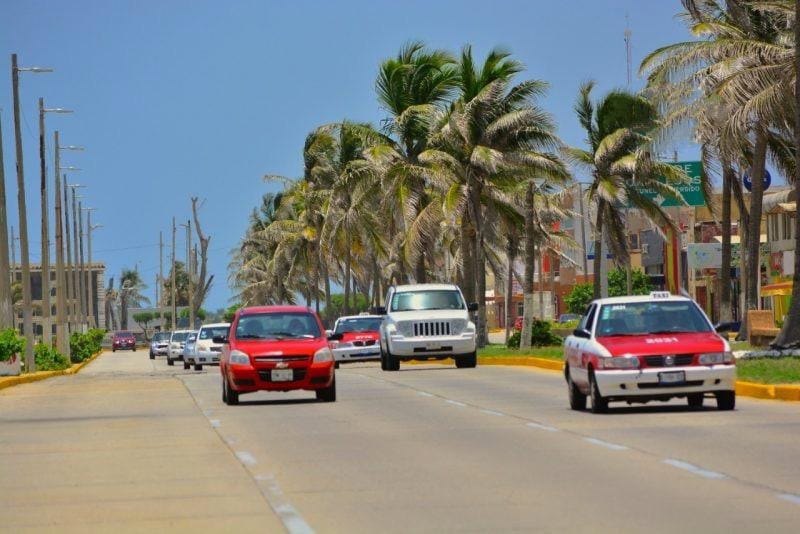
1 0 699 310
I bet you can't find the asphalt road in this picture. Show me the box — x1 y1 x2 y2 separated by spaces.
3 350 800 532
180 356 800 533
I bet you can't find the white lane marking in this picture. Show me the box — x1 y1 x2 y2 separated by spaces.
209 419 221 428
445 399 467 407
526 422 558 432
777 493 800 505
254 474 315 534
662 459 726 480
417 391 434 397
480 409 505 417
584 437 629 451
235 451 257 466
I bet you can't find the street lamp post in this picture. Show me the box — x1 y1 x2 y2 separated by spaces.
0 111 11 329
12 53 53 372
179 220 193 329
82 207 98 328
77 199 87 331
54 134 81 352
67 184 85 331
38 98 73 346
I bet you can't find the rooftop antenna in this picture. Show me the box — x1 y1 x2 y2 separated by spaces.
624 13 632 87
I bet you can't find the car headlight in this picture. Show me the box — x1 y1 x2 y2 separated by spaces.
600 355 640 369
698 352 734 365
313 347 334 363
386 322 400 336
229 349 251 365
464 321 476 333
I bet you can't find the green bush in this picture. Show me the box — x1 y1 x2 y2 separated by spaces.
0 328 26 362
69 329 106 363
32 343 70 371
506 320 563 348
565 268 654 314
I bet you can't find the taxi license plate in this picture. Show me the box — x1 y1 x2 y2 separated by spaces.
658 371 685 384
271 369 293 382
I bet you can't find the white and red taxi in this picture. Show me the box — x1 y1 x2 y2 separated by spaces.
563 292 736 413
328 315 383 364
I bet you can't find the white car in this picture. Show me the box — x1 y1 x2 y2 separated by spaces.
378 283 477 371
167 330 195 367
329 315 383 364
190 322 230 370
563 292 736 413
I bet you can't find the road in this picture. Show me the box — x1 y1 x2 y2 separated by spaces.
3 350 800 532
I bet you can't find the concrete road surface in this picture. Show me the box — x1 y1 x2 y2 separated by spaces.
3 351 800 533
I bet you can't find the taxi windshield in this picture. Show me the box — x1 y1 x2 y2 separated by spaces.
595 301 712 337
335 317 383 334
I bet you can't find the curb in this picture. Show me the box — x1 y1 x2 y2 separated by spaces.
0 350 105 391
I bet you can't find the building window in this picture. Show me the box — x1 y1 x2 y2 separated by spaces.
783 214 792 241
516 302 524 316
628 233 639 250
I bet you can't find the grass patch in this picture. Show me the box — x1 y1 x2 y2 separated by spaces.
737 357 800 384
478 344 563 361
729 341 759 352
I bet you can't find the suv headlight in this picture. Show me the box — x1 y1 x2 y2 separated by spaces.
600 355 640 369
229 349 250 365
698 352 734 365
313 347 334 363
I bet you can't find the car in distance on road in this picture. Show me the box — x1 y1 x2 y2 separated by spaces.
218 306 335 405
112 331 137 352
563 292 736 413
167 330 194 366
557 313 580 324
182 332 198 370
191 322 230 371
149 331 171 360
329 314 383 365
377 284 478 371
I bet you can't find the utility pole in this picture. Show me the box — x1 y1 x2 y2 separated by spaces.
171 217 177 331
159 230 163 329
0 110 12 329
64 178 74 330
77 200 87 329
10 226 16 284
38 99 50 345
185 219 194 329
71 187 84 331
53 132 68 353
85 209 99 328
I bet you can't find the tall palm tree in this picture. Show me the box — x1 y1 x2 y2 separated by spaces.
566 82 690 299
119 269 149 330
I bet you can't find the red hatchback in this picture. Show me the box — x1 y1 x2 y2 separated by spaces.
218 306 336 405
112 331 136 352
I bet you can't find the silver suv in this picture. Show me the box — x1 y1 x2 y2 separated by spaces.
378 284 477 371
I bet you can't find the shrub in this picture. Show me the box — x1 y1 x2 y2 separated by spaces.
506 320 562 348
0 328 26 362
32 343 70 371
69 329 106 363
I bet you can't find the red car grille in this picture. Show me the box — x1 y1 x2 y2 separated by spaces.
253 354 309 362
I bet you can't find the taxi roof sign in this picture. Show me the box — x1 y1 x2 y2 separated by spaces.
650 291 672 299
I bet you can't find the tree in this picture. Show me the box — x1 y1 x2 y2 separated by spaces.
119 269 149 330
190 197 214 322
566 82 690 299
161 261 190 307
565 268 653 313
132 311 155 340
223 303 242 323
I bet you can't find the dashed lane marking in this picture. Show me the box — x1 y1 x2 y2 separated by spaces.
526 422 558 432
417 391 434 397
584 437 629 451
662 459 727 480
254 474 315 534
235 451 257 466
445 399 467 407
480 409 505 416
777 493 800 505
209 419 221 428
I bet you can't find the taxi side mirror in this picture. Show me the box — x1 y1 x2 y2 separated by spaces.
212 335 228 344
328 332 343 341
573 328 591 339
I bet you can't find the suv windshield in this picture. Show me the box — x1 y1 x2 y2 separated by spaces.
199 326 229 340
153 332 170 342
390 290 464 312
235 312 321 340
595 301 713 337
335 317 383 334
171 332 190 343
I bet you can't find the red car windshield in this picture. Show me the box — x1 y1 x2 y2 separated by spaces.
236 312 321 340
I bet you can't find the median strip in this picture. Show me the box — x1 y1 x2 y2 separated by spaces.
0 349 104 391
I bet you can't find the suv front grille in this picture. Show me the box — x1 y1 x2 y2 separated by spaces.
644 354 695 367
412 321 451 337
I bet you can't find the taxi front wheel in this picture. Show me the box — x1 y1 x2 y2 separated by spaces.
589 373 608 414
715 390 735 411
567 372 587 411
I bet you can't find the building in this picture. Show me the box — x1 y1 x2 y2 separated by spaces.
10 262 106 335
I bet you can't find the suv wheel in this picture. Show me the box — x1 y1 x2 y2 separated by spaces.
194 364 202 371
223 376 239 405
589 372 608 414
183 361 190 370
385 350 400 371
455 352 477 369
715 390 735 411
567 371 587 410
315 376 337 402
687 393 704 409
149 350 155 360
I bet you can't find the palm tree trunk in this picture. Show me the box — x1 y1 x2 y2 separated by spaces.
461 210 475 303
469 181 487 348
774 0 800 348
744 128 768 333
719 161 734 323
593 200 605 299
121 294 128 330
344 237 352 316
521 183 536 350
505 237 515 344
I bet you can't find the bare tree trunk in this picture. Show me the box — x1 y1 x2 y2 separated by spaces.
719 161 734 323
774 0 800 348
521 183 536 350
191 197 213 318
505 236 515 344
593 200 605 299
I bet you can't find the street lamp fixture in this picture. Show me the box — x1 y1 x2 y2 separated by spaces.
60 146 84 151
16 66 53 73
43 108 73 114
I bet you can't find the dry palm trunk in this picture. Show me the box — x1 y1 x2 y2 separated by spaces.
469 180 487 348
461 210 475 303
505 237 515 344
718 162 734 323
593 199 605 299
744 129 769 336
521 182 536 350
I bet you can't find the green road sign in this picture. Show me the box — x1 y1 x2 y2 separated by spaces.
636 161 706 207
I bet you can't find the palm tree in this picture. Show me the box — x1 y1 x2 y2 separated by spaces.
566 82 690 299
119 269 149 330
104 278 118 331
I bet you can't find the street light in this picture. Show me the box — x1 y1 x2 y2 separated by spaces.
12 53 54 372
82 207 98 328
55 136 82 344
39 99 73 346
66 183 85 330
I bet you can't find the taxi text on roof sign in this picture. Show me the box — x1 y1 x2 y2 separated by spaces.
650 291 672 299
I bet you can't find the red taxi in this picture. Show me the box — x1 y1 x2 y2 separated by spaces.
328 314 383 365
563 292 735 413
218 306 336 405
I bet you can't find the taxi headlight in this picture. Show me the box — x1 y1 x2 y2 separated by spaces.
699 352 733 365
600 355 640 369
229 350 250 365
313 347 334 363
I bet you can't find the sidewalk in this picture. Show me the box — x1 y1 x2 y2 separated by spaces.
0 352 284 532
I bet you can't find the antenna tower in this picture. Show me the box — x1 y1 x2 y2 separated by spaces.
624 14 632 87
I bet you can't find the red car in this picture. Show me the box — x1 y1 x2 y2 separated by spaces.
218 306 336 405
112 331 136 352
